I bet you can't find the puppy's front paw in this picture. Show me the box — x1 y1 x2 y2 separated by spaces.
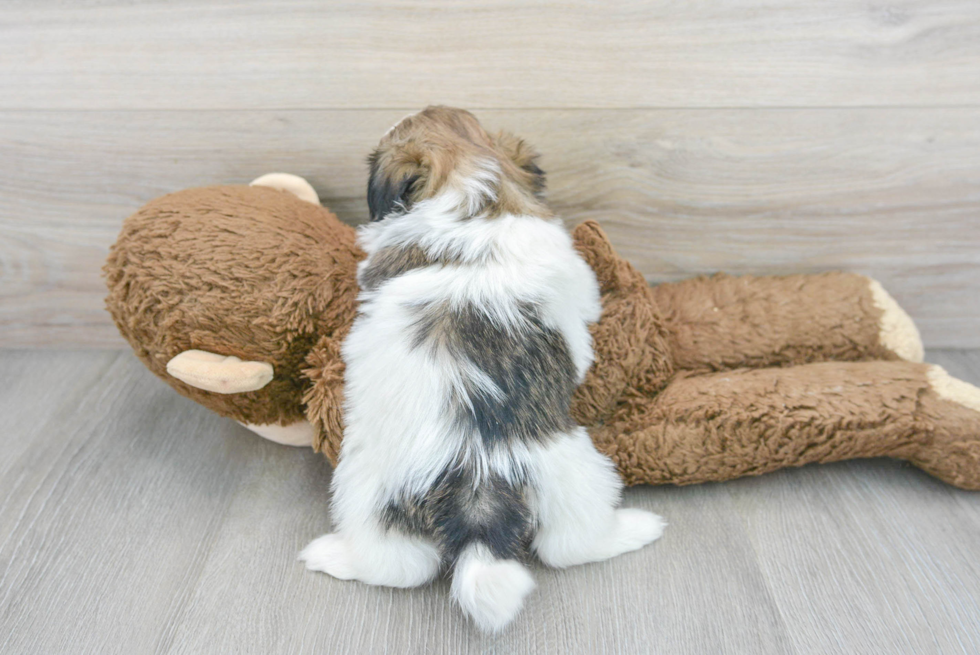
611 508 666 554
299 533 356 580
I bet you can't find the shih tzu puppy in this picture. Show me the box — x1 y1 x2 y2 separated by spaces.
299 106 665 632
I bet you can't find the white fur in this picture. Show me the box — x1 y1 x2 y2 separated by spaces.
452 543 536 633
528 428 665 567
299 523 440 588
302 183 663 632
344 191 602 490
357 188 601 380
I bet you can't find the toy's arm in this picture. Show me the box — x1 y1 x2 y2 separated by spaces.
591 359 980 490
301 333 348 466
650 272 924 372
571 221 675 425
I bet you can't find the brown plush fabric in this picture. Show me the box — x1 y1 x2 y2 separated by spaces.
302 332 347 462
104 186 980 490
105 186 363 426
651 272 897 372
570 221 674 427
592 360 970 486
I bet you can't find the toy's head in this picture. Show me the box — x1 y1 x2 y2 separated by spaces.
103 182 364 428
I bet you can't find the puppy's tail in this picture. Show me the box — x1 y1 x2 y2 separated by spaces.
451 543 535 633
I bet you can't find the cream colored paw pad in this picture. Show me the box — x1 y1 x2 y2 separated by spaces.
869 279 924 363
928 365 980 414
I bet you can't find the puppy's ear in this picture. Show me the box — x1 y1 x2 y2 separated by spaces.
367 151 421 222
493 131 546 196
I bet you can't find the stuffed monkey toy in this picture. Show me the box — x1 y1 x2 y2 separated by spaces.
103 175 980 490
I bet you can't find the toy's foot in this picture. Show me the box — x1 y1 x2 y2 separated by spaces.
927 365 980 413
868 279 924 362
238 420 315 447
909 365 980 490
250 173 320 206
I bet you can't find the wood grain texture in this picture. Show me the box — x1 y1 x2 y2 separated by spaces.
3 0 980 110
2 349 980 653
2 108 978 348
730 465 980 654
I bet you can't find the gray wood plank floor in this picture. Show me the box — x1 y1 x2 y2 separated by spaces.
2 350 979 654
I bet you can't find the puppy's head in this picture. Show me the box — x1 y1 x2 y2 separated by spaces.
367 106 547 221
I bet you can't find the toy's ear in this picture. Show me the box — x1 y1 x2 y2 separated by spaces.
493 130 546 197
366 150 422 221
250 173 321 205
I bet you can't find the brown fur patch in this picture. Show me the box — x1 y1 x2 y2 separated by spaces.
410 301 577 448
358 244 457 292
367 106 550 221
383 462 533 563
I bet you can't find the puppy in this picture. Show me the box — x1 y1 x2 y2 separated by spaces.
300 106 665 632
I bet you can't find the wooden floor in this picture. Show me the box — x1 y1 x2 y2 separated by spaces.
2 348 979 654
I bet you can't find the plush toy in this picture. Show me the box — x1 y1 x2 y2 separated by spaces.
104 174 980 490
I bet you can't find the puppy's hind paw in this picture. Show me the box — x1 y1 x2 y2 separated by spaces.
610 508 666 555
299 533 356 580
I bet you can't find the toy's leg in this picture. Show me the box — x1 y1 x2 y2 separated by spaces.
529 427 665 568
592 360 980 490
910 366 980 489
650 272 923 371
299 459 441 588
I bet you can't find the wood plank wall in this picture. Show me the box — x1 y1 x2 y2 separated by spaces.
1 1 978 347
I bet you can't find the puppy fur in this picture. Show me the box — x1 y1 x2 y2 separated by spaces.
299 106 665 633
